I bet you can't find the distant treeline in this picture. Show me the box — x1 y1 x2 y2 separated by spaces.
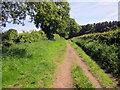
75 21 120 37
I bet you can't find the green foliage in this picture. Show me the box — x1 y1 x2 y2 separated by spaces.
53 34 61 40
2 29 18 46
70 41 116 88
77 21 120 36
33 2 70 39
1 2 81 39
72 62 95 88
53 34 64 40
19 33 31 43
2 29 47 47
19 30 47 43
1 2 71 39
72 29 120 80
1 2 27 27
63 18 81 39
2 40 66 88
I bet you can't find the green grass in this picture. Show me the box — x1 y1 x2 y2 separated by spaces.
72 62 95 88
69 41 116 88
2 40 66 88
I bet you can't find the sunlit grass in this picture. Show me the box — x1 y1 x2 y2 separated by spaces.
2 40 66 88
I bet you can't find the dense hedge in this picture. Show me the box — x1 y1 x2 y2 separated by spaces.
18 30 47 43
72 29 120 79
2 29 47 47
2 29 64 47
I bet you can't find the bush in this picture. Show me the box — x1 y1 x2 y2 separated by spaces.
2 29 18 47
53 34 64 40
2 30 48 47
72 29 120 79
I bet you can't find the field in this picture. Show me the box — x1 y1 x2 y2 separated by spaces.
2 40 66 88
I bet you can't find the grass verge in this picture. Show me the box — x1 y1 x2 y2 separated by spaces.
2 40 66 88
69 41 116 88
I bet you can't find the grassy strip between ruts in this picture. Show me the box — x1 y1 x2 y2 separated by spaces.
72 61 95 88
69 41 116 88
2 40 66 88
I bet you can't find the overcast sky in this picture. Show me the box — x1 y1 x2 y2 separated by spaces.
3 1 118 33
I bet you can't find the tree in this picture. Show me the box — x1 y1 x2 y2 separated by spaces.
66 18 81 38
1 1 70 39
1 2 27 27
31 2 70 39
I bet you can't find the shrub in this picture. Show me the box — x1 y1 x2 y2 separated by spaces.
72 29 120 79
53 34 64 40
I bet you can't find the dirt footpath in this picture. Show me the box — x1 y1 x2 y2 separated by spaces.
53 42 102 88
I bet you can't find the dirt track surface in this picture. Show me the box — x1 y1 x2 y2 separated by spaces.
53 43 73 88
53 42 102 88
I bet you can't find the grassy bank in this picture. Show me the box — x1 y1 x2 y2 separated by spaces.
70 41 116 88
2 40 66 88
